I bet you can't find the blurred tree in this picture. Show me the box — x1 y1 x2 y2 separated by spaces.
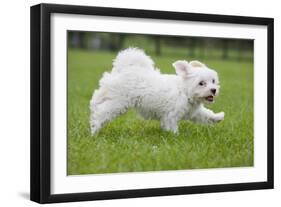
199 39 206 59
236 39 243 61
222 39 229 59
108 34 126 51
67 31 253 61
154 36 161 56
117 34 126 50
189 37 197 57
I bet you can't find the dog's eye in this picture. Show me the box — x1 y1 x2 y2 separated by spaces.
199 81 205 86
212 79 215 83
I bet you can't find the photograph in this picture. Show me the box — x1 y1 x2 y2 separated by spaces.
67 31 254 175
30 3 273 203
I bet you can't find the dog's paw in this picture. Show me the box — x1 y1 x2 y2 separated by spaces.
213 112 225 123
90 124 100 136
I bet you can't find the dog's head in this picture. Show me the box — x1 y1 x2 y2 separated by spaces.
173 60 220 103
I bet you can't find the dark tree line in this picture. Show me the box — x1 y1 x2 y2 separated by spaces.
68 31 253 60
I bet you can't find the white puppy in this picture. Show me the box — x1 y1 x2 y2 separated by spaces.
90 48 224 134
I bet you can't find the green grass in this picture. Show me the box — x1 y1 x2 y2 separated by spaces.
67 49 253 175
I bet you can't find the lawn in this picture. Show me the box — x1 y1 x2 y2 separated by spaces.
67 49 253 175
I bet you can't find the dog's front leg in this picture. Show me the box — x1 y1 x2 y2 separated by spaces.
160 116 179 133
190 105 224 124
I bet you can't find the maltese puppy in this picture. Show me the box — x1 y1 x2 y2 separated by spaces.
90 48 224 134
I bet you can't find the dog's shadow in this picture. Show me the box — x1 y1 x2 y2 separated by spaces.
91 120 195 143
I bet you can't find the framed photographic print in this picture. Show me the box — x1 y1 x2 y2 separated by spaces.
30 3 274 203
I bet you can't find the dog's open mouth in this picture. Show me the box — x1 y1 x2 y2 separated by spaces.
205 95 214 102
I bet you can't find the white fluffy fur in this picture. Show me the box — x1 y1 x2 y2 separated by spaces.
90 48 224 134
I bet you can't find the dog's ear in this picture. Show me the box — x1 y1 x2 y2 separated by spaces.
172 60 191 77
190 60 205 68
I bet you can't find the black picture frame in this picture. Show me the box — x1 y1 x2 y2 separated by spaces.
30 3 274 204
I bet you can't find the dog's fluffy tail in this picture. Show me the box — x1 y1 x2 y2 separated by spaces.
112 48 154 73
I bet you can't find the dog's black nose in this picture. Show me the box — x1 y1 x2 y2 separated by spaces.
211 88 216 95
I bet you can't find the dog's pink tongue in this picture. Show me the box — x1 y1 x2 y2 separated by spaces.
207 96 213 101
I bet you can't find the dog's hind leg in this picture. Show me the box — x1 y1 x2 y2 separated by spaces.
90 98 129 135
